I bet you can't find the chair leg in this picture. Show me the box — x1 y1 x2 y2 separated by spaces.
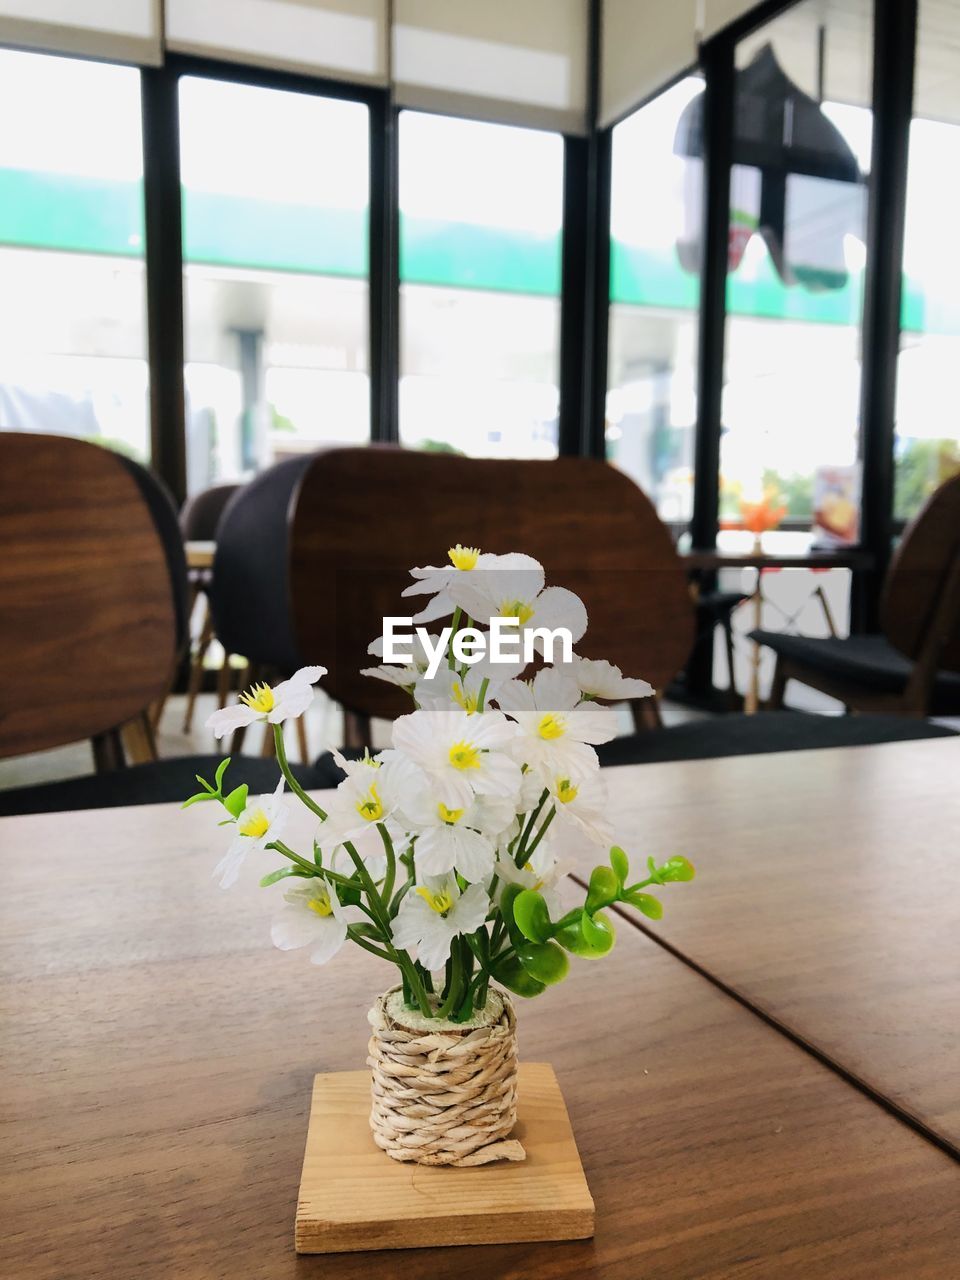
768 657 788 709
296 715 309 764
91 727 126 773
182 601 215 733
122 711 158 765
722 619 739 708
261 722 278 758
343 710 373 750
631 696 663 732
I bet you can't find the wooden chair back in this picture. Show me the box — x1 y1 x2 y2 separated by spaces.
882 471 960 673
0 433 179 759
288 448 695 721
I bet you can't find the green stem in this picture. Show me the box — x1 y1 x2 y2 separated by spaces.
266 840 319 878
346 926 393 963
436 938 464 1018
344 841 432 1018
515 789 548 866
447 607 462 669
274 724 328 821
523 805 556 861
378 823 396 903
476 676 490 711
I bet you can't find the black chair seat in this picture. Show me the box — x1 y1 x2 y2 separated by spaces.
749 631 960 713
699 588 750 618
0 755 325 818
595 710 955 767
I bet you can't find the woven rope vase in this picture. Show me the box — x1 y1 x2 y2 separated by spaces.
367 986 526 1167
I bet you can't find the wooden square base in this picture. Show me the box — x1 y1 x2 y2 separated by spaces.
295 1062 595 1254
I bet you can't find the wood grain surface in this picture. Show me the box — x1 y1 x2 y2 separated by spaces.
289 450 695 719
1 790 959 1279
0 433 177 758
598 737 960 1154
296 1064 594 1253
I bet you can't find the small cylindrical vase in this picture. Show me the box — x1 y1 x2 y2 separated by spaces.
367 985 525 1167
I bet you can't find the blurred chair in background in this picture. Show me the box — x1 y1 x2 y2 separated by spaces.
178 481 241 733
210 455 316 760
0 433 323 815
754 473 960 716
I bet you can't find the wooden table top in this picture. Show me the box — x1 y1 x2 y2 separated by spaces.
683 547 873 571
601 737 960 1156
2 792 959 1278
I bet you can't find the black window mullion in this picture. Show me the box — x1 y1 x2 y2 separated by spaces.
369 96 399 445
141 63 187 505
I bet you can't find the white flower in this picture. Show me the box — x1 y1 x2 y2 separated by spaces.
397 784 514 881
391 876 490 971
361 632 441 689
206 666 326 738
270 878 354 966
494 845 569 919
546 771 614 848
567 655 654 702
391 707 522 810
214 777 287 888
401 545 531 624
496 666 616 781
447 558 587 669
315 753 412 875
414 665 495 715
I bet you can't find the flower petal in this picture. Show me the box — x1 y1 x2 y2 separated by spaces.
206 703 258 738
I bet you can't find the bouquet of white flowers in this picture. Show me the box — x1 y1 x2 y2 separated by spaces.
186 544 695 1027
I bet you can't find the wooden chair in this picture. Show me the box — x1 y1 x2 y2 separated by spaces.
0 433 179 769
287 448 697 746
0 433 326 816
756 473 960 717
178 482 241 733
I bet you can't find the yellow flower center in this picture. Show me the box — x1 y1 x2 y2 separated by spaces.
437 802 464 825
516 858 545 892
416 885 455 914
449 740 481 770
448 544 480 570
307 888 333 917
355 783 384 822
238 808 270 838
537 713 566 740
556 777 578 804
452 683 478 715
239 682 275 713
499 599 534 626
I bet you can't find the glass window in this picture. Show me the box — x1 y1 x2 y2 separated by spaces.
178 77 369 493
398 112 563 458
0 49 148 460
607 77 703 526
895 0 960 520
720 0 873 531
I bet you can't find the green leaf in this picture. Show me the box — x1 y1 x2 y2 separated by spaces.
260 866 301 887
214 757 232 791
517 941 569 985
610 846 629 885
584 865 620 914
555 910 616 958
498 883 527 948
658 855 696 883
194 774 216 793
491 954 547 998
181 791 217 809
313 841 323 867
340 884 362 908
512 889 552 944
623 890 663 919
222 783 249 819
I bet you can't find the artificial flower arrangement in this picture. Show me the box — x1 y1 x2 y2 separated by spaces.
185 546 694 1168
